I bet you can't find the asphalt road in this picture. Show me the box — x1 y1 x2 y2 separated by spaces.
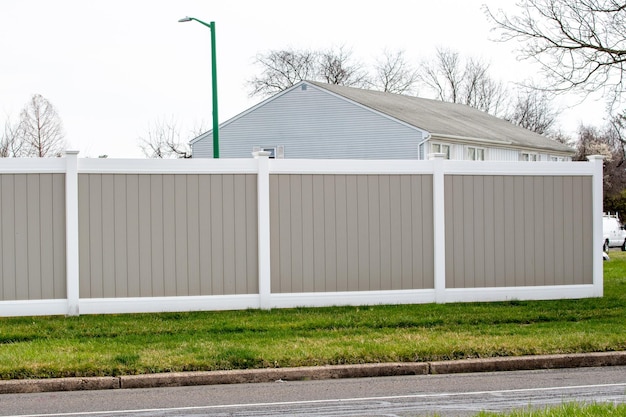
1 366 625 417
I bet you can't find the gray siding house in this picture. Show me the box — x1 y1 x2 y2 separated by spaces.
190 81 575 161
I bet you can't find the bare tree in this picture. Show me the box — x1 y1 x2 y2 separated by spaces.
419 48 464 103
372 49 419 94
0 131 10 157
248 46 373 98
575 122 626 205
463 58 509 116
248 48 319 97
138 117 208 158
597 113 626 217
0 115 23 157
17 94 65 157
189 119 210 141
318 45 370 88
139 118 188 158
248 47 432 98
574 124 614 161
418 48 509 115
484 0 626 109
507 88 559 135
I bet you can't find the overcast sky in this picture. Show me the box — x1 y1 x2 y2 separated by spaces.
1 0 609 158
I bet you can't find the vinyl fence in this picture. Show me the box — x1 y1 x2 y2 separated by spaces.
0 152 604 317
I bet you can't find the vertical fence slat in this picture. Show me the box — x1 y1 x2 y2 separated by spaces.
431 154 446 302
113 175 128 297
52 173 66 299
198 175 212 294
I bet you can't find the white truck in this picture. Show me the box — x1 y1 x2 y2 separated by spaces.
603 213 626 251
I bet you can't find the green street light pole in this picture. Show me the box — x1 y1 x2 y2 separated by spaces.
178 16 219 158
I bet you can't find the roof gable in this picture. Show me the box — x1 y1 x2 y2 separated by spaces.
190 81 432 146
189 85 300 146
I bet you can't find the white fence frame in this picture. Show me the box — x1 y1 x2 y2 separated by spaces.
0 152 604 317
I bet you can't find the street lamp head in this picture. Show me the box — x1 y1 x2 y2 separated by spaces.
178 16 213 29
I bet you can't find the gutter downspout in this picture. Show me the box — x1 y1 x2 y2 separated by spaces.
418 133 432 159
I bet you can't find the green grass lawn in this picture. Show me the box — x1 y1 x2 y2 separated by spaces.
0 252 625 380
475 402 626 416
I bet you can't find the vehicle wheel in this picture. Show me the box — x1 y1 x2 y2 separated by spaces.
604 239 609 252
621 239 626 251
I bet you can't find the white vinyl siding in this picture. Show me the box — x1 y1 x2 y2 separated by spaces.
486 148 520 161
192 85 425 159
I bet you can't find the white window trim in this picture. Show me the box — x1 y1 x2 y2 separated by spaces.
550 155 566 162
520 152 539 162
466 146 486 161
431 142 451 159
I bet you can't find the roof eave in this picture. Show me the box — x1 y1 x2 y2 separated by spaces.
430 133 512 146
430 133 575 155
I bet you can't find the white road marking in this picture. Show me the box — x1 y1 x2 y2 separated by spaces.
8 382 626 417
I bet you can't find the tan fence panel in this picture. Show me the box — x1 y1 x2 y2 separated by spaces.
0 174 66 301
78 174 258 298
270 174 434 293
444 175 593 288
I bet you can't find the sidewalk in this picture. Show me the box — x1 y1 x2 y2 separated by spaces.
2 351 625 394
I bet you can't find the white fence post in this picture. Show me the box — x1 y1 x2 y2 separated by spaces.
65 150 80 316
587 154 605 297
254 151 272 309
429 153 446 303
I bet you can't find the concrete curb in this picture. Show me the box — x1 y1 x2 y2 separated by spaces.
0 376 119 394
120 362 429 389
428 351 626 374
2 351 625 395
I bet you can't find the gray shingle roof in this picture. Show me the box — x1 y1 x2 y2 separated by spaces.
307 81 574 154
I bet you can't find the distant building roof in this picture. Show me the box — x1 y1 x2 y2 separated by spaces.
307 81 574 154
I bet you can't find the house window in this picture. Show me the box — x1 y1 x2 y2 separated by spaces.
263 147 276 158
467 147 485 161
520 152 538 161
431 143 450 159
550 156 565 162
252 146 284 159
